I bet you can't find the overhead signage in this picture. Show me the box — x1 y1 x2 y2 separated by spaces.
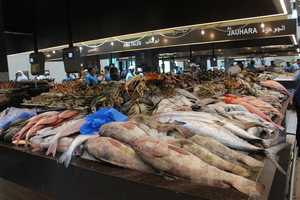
46 19 297 60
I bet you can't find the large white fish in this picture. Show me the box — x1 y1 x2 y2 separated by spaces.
130 138 265 197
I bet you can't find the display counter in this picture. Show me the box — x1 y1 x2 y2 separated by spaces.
273 78 296 89
0 98 295 200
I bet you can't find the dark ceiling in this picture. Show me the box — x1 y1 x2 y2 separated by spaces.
1 0 286 55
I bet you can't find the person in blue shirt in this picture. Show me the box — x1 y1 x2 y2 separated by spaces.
65 73 73 82
85 66 99 85
174 66 183 74
283 60 296 73
104 66 111 81
245 60 258 73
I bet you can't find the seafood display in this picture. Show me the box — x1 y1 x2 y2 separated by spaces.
0 81 22 90
0 68 293 199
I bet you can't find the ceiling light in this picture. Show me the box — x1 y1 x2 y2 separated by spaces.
201 27 205 35
52 50 55 54
261 22 265 28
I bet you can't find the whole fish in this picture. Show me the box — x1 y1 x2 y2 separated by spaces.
224 97 284 130
260 80 291 97
221 104 249 112
157 111 263 130
175 88 199 102
130 138 264 197
30 134 84 156
127 114 194 138
157 115 264 152
206 104 232 119
187 134 264 168
14 111 60 145
99 121 149 144
0 118 27 140
57 133 99 168
46 117 86 157
156 114 288 174
84 136 156 174
164 139 252 177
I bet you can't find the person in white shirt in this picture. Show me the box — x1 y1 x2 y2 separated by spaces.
228 61 243 75
16 70 28 81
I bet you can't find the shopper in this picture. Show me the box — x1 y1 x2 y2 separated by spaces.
292 85 300 156
126 66 135 81
104 66 111 81
85 66 99 85
228 61 242 75
190 63 199 72
174 66 183 74
283 60 295 73
65 73 73 82
245 60 258 73
110 66 121 81
16 70 28 81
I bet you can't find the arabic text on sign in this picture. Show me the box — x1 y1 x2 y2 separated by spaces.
145 38 160 45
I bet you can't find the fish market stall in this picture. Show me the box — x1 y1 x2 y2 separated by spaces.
0 70 297 200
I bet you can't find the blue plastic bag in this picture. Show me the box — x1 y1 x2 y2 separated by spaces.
80 108 128 135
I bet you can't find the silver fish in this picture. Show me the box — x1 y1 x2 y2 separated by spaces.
130 138 264 197
175 88 199 102
46 117 86 157
84 136 156 174
58 133 99 167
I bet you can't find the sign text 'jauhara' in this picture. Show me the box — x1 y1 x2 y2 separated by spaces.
227 27 258 36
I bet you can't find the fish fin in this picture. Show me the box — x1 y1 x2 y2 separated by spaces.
168 145 189 155
261 137 286 149
264 142 291 175
46 139 58 157
172 120 186 125
230 178 265 198
57 149 72 168
212 120 225 126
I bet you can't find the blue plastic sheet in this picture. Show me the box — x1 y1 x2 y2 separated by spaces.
80 108 128 135
0 107 36 130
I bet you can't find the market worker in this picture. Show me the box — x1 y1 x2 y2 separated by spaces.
80 69 88 82
16 70 28 81
85 66 99 85
174 66 183 74
283 60 296 73
245 60 258 73
110 66 121 81
136 68 144 76
190 63 199 72
104 66 111 81
44 71 51 79
65 73 73 82
126 66 135 81
220 66 225 72
270 60 277 68
292 85 300 156
228 61 242 75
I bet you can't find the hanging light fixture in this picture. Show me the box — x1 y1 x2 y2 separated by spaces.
52 50 55 54
151 32 154 41
201 27 205 35
261 20 265 28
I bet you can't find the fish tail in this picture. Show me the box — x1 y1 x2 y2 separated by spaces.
264 143 290 175
242 122 266 129
231 177 264 198
46 139 58 157
239 155 264 168
231 166 253 177
57 149 72 168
